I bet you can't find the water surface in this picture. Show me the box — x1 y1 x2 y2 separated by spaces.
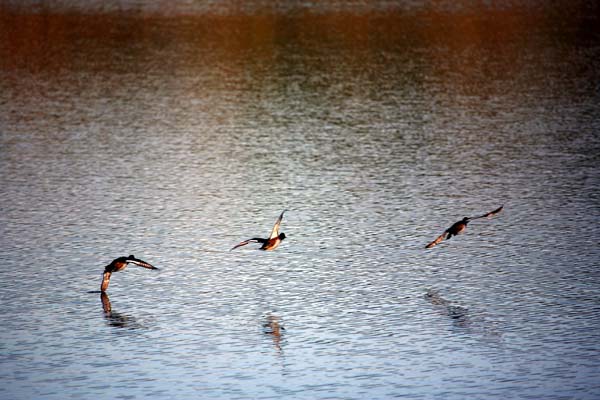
1 1 600 399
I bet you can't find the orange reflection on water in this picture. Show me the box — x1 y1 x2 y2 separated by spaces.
0 4 590 73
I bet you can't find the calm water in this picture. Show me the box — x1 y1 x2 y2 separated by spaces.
1 1 600 399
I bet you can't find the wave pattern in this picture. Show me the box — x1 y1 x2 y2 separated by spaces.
1 2 600 399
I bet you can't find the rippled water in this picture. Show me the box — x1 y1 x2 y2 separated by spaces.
1 1 600 399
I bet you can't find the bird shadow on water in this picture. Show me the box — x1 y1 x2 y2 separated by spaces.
424 288 503 342
100 292 143 330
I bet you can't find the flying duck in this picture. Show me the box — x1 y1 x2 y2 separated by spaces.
100 255 158 291
231 210 287 251
425 205 503 249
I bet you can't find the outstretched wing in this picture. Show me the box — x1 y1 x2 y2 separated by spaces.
126 256 158 270
231 238 266 251
101 271 112 292
268 210 286 240
471 205 504 220
426 231 447 249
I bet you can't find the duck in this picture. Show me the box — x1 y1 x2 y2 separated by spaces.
231 210 287 251
100 255 158 291
426 205 503 249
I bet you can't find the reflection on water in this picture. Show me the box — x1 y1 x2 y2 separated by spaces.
1 1 599 399
100 292 142 330
424 288 451 307
263 314 285 354
425 288 470 328
425 289 502 339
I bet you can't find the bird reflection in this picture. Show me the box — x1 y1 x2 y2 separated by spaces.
424 289 470 328
446 305 470 327
424 289 502 339
100 292 141 329
424 288 450 306
263 314 285 354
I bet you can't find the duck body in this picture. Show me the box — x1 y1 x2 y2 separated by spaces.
231 210 287 251
259 233 286 251
425 206 503 249
101 255 157 292
445 217 470 240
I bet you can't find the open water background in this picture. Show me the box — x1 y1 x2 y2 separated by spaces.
1 1 599 398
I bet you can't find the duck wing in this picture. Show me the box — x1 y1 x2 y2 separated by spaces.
471 205 504 220
126 256 158 270
426 231 447 249
101 271 112 292
268 210 286 240
231 238 267 251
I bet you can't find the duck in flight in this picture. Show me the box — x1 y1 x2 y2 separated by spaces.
100 255 158 292
231 210 287 251
425 205 503 249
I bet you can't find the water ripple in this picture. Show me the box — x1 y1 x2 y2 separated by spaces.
2 3 600 399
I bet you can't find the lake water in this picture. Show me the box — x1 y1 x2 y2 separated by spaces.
1 1 600 399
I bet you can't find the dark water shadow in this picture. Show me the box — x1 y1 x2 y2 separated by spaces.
424 288 470 328
100 292 143 330
424 289 502 340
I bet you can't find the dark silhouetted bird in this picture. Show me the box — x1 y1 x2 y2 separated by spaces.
426 206 503 249
231 210 287 251
471 205 504 220
100 255 158 291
